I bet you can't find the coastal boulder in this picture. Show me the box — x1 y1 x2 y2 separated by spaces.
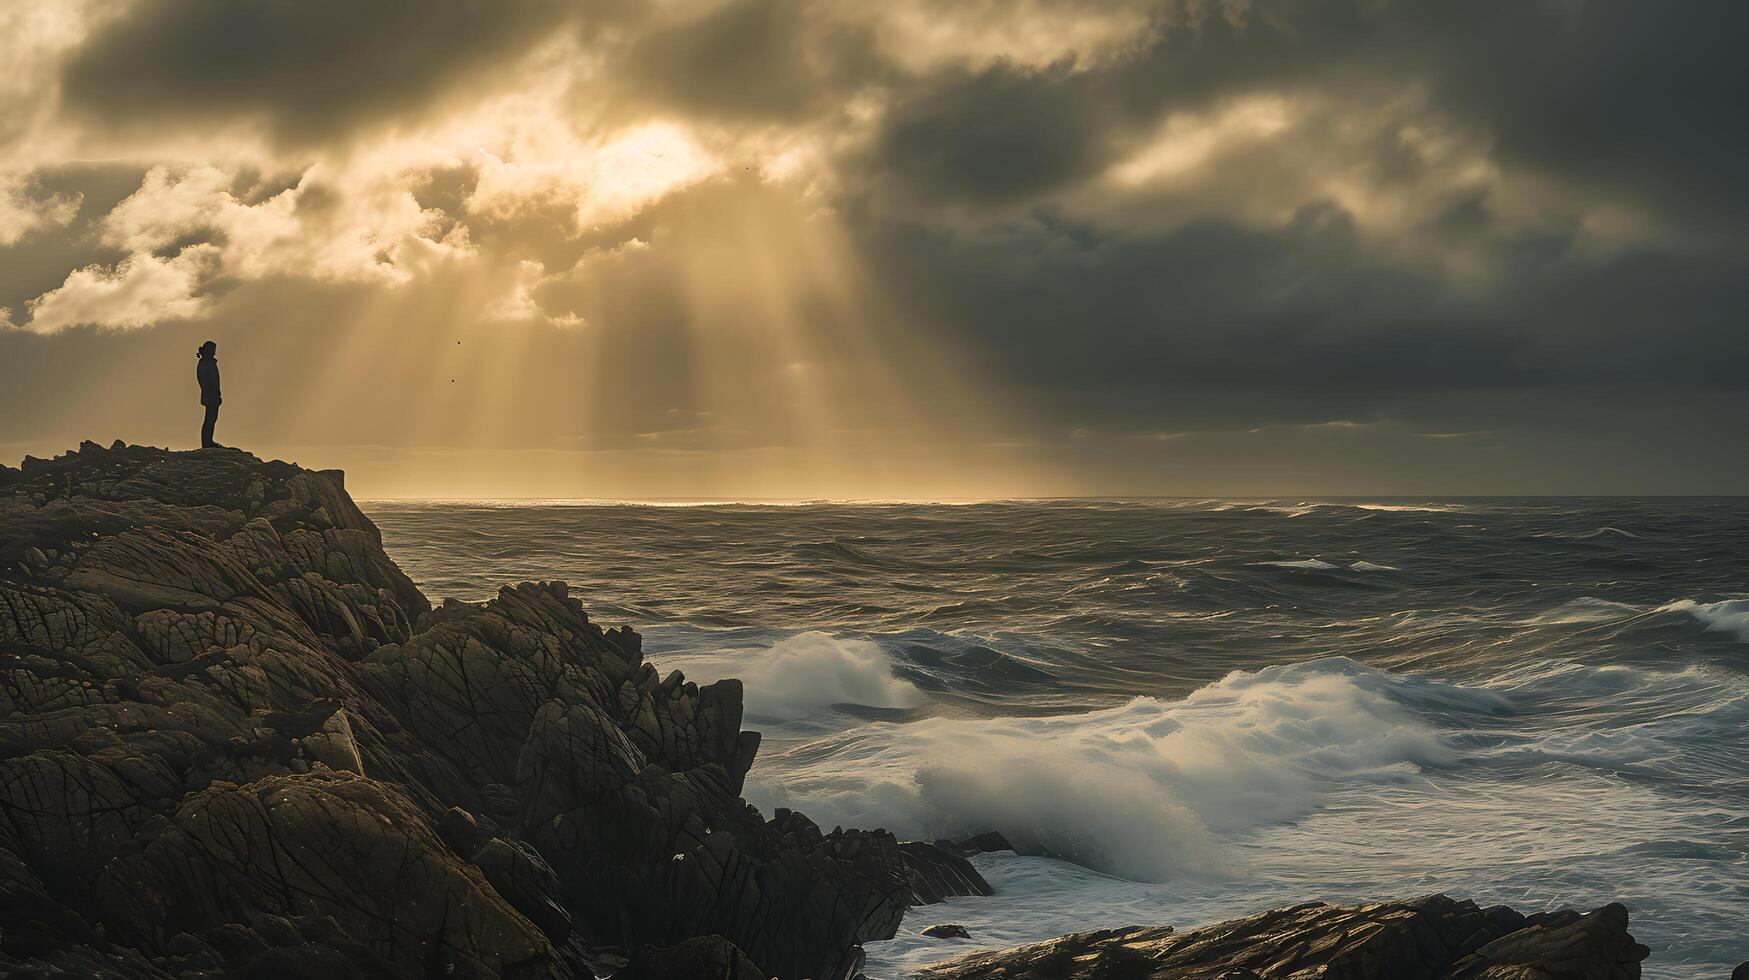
922 923 973 940
1443 903 1651 980
919 894 1648 980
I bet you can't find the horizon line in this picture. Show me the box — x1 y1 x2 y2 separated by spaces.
354 493 1749 506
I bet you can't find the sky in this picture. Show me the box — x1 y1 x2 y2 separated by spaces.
2 0 1746 498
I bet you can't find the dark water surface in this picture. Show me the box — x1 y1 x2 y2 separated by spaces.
367 498 1749 977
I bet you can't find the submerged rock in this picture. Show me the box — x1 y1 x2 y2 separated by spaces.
0 443 955 979
921 923 973 940
919 894 1649 979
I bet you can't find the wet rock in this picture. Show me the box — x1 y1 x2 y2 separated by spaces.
919 894 1648 980
922 923 972 940
900 840 993 905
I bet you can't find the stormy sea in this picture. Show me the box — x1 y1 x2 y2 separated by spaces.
366 498 1749 979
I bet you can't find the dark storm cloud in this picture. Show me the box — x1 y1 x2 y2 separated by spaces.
860 204 1749 403
619 0 879 123
1408 2 1749 225
877 62 1115 204
863 0 1749 219
858 206 1465 395
858 6 1332 207
837 0 1749 443
60 0 581 141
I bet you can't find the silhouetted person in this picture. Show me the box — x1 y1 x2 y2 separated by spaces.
196 340 222 448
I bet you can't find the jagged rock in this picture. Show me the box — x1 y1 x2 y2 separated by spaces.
0 444 911 980
475 836 574 941
948 831 1015 856
618 935 769 979
919 894 1648 979
900 840 994 905
1443 904 1650 979
922 923 972 940
97 771 562 978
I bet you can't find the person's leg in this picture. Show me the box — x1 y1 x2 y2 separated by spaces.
202 403 218 447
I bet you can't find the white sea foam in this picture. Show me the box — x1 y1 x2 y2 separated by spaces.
1347 503 1468 513
726 632 927 717
1657 598 1749 641
744 658 1455 881
1208 502 1320 517
859 658 1749 979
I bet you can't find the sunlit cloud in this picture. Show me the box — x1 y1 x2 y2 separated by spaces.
0 171 81 246
470 121 720 230
1108 95 1292 188
845 0 1159 73
20 246 217 334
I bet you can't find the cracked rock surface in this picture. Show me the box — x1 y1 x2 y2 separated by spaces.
918 894 1649 980
0 443 969 979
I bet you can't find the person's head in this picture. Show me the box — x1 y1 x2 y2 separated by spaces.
198 340 217 358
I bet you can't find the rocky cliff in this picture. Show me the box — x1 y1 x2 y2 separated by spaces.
0 443 985 980
0 444 1655 980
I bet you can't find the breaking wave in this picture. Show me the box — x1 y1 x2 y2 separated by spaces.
743 658 1459 881
663 631 926 719
1658 598 1749 641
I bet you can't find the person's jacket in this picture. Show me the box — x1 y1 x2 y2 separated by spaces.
197 356 221 406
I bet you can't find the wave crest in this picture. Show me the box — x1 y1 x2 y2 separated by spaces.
1658 598 1749 641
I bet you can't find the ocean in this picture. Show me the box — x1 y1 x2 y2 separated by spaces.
365 498 1749 978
